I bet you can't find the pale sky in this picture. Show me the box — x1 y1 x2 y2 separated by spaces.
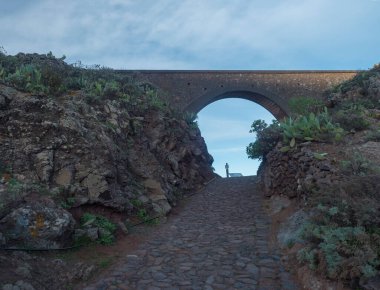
1 0 379 176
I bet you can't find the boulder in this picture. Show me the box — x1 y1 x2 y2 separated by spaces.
0 199 75 249
143 179 172 215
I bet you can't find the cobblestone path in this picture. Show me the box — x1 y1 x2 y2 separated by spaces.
84 176 299 290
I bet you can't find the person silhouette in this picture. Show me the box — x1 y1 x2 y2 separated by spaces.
225 163 229 178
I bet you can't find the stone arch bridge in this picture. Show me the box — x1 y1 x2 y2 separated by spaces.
117 70 358 119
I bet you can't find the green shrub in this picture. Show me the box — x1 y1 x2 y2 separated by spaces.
334 71 373 94
298 178 380 284
60 197 75 209
137 208 148 220
297 247 318 270
5 64 47 93
340 151 379 176
80 213 117 245
335 112 370 131
365 129 380 142
334 103 370 131
131 198 143 208
246 120 282 160
299 201 380 281
145 88 167 110
183 112 197 123
288 96 324 116
182 112 199 130
0 50 19 74
40 64 67 96
0 51 170 112
74 235 93 247
331 68 380 109
102 80 120 99
299 223 379 280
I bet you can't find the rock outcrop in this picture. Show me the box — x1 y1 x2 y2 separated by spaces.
0 83 214 249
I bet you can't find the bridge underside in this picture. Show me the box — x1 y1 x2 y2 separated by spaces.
185 90 288 120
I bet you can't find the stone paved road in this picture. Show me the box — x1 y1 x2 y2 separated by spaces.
83 176 299 290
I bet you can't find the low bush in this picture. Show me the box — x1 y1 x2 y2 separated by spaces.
330 66 380 110
80 213 117 245
288 96 324 116
299 202 380 282
0 51 171 112
335 111 370 132
246 120 282 160
365 129 380 142
340 151 379 176
334 103 370 131
333 68 378 95
298 174 380 286
39 64 68 96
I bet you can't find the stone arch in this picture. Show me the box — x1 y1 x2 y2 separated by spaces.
184 90 289 120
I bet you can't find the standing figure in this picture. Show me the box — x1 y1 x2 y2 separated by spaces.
225 163 229 178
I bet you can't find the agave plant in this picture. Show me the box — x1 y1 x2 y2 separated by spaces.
280 108 345 151
5 64 46 93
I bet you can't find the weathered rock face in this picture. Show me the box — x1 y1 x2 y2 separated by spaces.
277 209 308 249
0 83 215 248
296 266 350 290
259 142 340 198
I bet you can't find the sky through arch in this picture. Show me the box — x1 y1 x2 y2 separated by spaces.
197 98 276 177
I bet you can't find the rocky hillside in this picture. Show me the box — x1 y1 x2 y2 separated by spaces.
253 64 380 289
0 52 214 287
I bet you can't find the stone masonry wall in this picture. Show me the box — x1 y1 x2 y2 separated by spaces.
259 142 340 198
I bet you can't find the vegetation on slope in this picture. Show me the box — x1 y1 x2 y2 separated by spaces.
247 63 380 288
0 50 169 111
